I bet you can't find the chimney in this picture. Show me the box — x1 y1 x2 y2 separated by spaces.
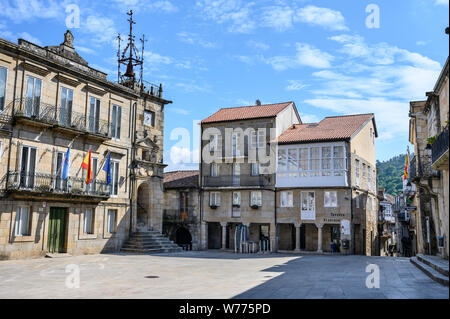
255 99 261 106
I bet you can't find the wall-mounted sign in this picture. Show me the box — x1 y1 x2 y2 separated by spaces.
341 219 350 235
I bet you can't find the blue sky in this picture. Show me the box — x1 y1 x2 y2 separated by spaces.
1 0 448 171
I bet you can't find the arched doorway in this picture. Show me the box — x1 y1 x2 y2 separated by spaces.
137 183 151 232
176 227 192 250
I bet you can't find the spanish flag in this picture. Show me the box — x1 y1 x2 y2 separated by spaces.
404 152 409 180
81 149 93 185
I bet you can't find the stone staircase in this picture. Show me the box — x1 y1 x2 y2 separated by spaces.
410 254 449 286
120 231 183 254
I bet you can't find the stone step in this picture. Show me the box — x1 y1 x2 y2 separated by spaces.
411 257 449 287
416 254 449 277
122 243 180 249
120 247 182 254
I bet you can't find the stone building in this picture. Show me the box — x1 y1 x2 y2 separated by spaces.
377 188 396 256
162 170 201 250
0 27 171 259
199 102 301 252
275 114 379 255
409 56 449 259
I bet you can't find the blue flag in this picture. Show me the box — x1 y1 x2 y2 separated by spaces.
62 147 70 180
103 152 111 185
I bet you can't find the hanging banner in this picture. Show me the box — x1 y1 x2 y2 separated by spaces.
341 219 350 235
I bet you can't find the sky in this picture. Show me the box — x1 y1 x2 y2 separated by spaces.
0 0 448 171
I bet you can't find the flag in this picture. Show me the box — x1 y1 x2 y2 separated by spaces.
103 152 111 185
404 147 409 180
81 149 93 185
62 147 70 180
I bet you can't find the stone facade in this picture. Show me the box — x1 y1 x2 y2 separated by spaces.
0 31 171 260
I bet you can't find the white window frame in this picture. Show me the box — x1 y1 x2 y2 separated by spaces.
232 191 241 206
250 191 262 207
111 104 122 140
89 96 101 133
19 145 38 189
15 206 31 236
210 134 219 152
232 132 241 157
84 208 94 234
281 191 293 207
210 163 219 177
250 129 265 149
110 161 119 197
25 75 42 117
107 209 117 233
251 162 260 176
209 192 221 207
300 191 315 220
59 86 73 126
0 66 8 112
144 110 154 127
324 191 338 208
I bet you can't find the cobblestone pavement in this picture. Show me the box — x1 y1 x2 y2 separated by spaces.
0 251 448 299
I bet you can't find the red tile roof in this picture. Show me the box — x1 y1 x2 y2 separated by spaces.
163 170 199 189
277 113 376 144
201 102 297 124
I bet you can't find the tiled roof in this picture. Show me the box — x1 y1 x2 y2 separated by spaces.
163 170 199 189
277 113 376 144
201 102 296 124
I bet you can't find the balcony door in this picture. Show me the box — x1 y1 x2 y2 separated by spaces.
19 146 37 189
232 163 240 186
89 97 101 133
59 87 73 127
25 76 42 118
54 151 68 192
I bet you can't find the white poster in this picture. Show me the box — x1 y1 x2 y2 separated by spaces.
341 219 350 235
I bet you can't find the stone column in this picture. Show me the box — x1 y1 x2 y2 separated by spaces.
316 223 323 253
269 223 278 253
294 223 301 252
220 222 227 250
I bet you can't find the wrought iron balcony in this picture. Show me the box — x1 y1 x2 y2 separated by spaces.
87 116 111 138
431 126 449 170
409 154 439 181
56 109 87 132
6 171 110 198
163 208 198 224
203 175 272 187
13 98 57 125
409 155 418 180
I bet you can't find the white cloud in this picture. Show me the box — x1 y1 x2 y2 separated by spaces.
261 6 295 31
0 0 66 22
286 80 307 91
416 40 426 46
300 113 320 123
76 45 96 55
296 5 348 31
113 0 178 13
83 15 117 45
175 83 209 93
169 146 199 165
177 32 217 48
246 40 269 51
196 0 256 33
434 0 449 5
265 43 333 70
170 107 190 115
144 51 172 65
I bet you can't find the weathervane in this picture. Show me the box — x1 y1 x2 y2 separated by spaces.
117 10 145 90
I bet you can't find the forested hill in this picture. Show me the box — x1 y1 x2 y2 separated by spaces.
376 154 406 196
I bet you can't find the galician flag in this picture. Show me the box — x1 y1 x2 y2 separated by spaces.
62 147 71 180
81 148 93 185
102 152 111 185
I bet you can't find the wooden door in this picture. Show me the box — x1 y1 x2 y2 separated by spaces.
47 207 67 253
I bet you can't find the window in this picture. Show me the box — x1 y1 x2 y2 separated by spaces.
59 87 73 126
210 163 219 177
20 146 37 189
355 195 360 208
55 151 68 191
0 66 7 111
89 97 101 133
84 209 94 234
278 149 287 172
232 132 241 156
362 196 366 209
87 158 98 193
144 110 155 126
288 149 298 176
324 191 338 207
107 209 117 233
321 147 332 176
250 191 262 207
250 129 265 149
110 161 119 196
301 192 315 220
232 192 241 206
310 147 320 176
25 76 42 117
299 148 309 175
251 162 260 176
111 104 122 140
281 191 293 207
355 159 360 186
362 163 366 177
15 207 30 236
209 134 219 152
210 192 221 206
333 146 345 176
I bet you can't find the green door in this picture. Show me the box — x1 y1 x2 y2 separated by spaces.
47 207 67 253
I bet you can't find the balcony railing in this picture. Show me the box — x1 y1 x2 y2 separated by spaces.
13 98 57 125
163 208 197 224
203 175 271 187
409 155 417 180
6 171 110 197
431 126 449 165
409 154 439 180
57 109 87 132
